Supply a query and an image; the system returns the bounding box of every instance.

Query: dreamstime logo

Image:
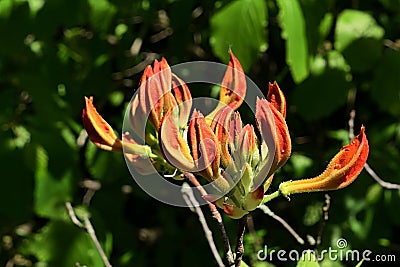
[122,60,276,207]
[257,238,397,263]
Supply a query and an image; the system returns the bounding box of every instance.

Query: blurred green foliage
[0,0,399,266]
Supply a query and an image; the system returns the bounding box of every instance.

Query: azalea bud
[158,108,196,172]
[210,106,234,168]
[188,110,221,182]
[219,50,247,110]
[237,125,259,169]
[83,96,153,158]
[207,50,247,119]
[256,96,291,178]
[138,58,174,130]
[267,81,286,118]
[171,74,192,126]
[83,96,123,152]
[280,126,369,196]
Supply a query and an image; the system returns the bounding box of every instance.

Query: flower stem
[261,190,281,204]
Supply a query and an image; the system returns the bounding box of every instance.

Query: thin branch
[81,179,101,206]
[258,205,305,245]
[181,183,224,267]
[65,202,112,267]
[316,194,331,247]
[246,215,262,255]
[65,202,84,228]
[184,172,234,266]
[363,163,400,189]
[348,109,400,190]
[83,215,112,267]
[234,215,247,267]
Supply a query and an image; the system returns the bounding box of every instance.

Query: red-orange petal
[268,102,291,175]
[267,81,286,118]
[158,109,195,172]
[219,50,246,110]
[280,126,369,195]
[188,110,220,181]
[82,96,122,152]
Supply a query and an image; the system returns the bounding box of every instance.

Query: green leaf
[277,0,309,83]
[293,51,351,120]
[210,0,268,71]
[334,10,384,72]
[299,0,331,55]
[19,220,105,266]
[289,153,313,177]
[366,183,382,204]
[0,0,13,19]
[33,145,73,219]
[319,257,345,267]
[371,50,400,116]
[319,13,334,40]
[296,250,319,267]
[335,10,384,51]
[303,202,323,226]
[26,0,45,16]
[88,0,117,32]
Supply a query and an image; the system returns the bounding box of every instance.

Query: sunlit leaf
[20,220,105,266]
[88,0,117,32]
[277,0,309,83]
[33,145,73,219]
[210,0,268,71]
[0,0,13,19]
[335,10,385,72]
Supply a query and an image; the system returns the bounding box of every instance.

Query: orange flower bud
[219,50,246,110]
[280,126,369,196]
[267,81,286,118]
[236,125,259,169]
[170,73,192,126]
[83,96,154,157]
[210,106,234,168]
[138,58,174,130]
[188,110,221,181]
[158,109,195,172]
[83,96,123,152]
[207,50,246,119]
[255,97,291,178]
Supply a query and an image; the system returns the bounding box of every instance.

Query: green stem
[261,190,281,204]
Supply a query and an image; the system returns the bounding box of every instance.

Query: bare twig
[181,183,224,267]
[83,215,112,267]
[65,202,112,267]
[234,215,247,267]
[363,163,400,189]
[246,215,262,254]
[81,179,101,206]
[112,53,158,80]
[65,202,84,228]
[316,194,331,247]
[184,172,234,266]
[258,205,305,245]
[348,109,400,190]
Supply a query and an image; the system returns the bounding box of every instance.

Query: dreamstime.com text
[257,238,396,263]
